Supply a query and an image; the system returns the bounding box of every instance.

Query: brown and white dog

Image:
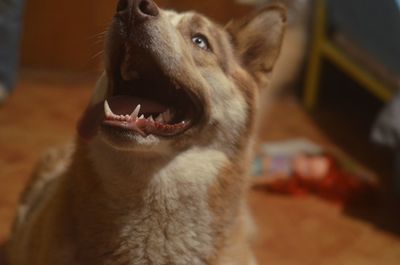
[7,0,286,264]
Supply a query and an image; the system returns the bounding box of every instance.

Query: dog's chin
[99,126,163,150]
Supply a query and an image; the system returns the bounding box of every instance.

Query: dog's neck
[85,138,229,204]
[67,138,247,265]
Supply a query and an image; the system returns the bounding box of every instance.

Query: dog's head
[78,0,286,155]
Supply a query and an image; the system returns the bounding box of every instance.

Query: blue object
[0,0,25,91]
[251,156,264,177]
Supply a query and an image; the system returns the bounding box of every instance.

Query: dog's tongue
[77,96,166,142]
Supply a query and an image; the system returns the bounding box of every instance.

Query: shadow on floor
[302,61,400,236]
[343,193,400,236]
[0,242,8,265]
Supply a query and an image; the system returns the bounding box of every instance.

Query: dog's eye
[192,34,211,51]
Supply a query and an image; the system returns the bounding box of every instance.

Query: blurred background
[1,0,400,264]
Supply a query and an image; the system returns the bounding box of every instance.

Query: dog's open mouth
[101,68,201,137]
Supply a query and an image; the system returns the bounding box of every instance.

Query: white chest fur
[85,141,229,265]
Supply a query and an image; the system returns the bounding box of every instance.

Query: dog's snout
[117,0,159,21]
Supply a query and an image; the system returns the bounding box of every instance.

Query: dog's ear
[226,5,287,86]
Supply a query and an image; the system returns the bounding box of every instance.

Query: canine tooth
[162,109,172,122]
[104,100,114,117]
[130,104,141,118]
[156,114,163,123]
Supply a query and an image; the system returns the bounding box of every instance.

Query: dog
[7,0,286,264]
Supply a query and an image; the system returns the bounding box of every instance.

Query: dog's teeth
[139,114,145,120]
[162,109,172,122]
[148,115,154,122]
[130,104,141,119]
[156,114,163,123]
[104,100,114,117]
[156,113,163,121]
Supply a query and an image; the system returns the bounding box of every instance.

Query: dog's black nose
[117,0,159,21]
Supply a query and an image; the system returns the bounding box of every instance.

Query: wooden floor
[1,73,400,264]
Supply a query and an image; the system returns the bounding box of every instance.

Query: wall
[20,0,251,73]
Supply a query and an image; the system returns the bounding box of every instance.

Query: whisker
[88,30,107,41]
[93,39,106,45]
[91,50,105,60]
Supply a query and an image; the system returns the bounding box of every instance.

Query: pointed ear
[226,5,287,86]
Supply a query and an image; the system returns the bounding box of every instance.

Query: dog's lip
[101,95,192,137]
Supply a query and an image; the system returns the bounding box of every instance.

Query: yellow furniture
[303,0,396,110]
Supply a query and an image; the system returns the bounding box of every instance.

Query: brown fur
[7,1,286,265]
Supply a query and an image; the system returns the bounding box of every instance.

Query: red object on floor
[264,155,377,205]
